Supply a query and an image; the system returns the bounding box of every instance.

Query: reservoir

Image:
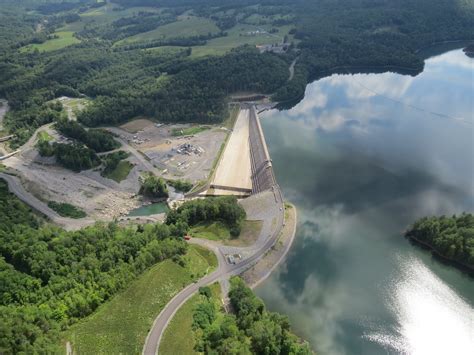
[257,48,474,354]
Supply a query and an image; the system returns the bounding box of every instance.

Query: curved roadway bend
[0,172,95,230]
[143,186,284,355]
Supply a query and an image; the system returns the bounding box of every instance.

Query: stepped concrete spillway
[207,105,275,197]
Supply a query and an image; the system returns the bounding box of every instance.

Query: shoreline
[406,234,474,275]
[242,202,298,289]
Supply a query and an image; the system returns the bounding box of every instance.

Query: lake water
[128,202,169,216]
[257,49,474,355]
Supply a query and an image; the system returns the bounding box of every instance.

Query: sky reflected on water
[257,49,474,355]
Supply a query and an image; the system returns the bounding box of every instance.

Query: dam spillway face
[207,106,276,197]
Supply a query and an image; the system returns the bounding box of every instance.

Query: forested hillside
[274,0,474,102]
[193,277,312,354]
[405,213,474,270]
[1,0,472,144]
[0,178,188,353]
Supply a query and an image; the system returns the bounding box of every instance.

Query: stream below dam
[256,48,474,354]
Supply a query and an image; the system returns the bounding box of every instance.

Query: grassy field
[47,201,86,219]
[37,131,52,142]
[81,3,161,23]
[118,16,220,45]
[191,23,289,57]
[159,282,222,355]
[63,245,217,354]
[60,4,162,33]
[171,125,210,137]
[145,46,188,55]
[191,220,262,246]
[242,13,295,26]
[59,97,90,118]
[224,220,263,247]
[21,31,80,52]
[190,221,230,241]
[103,160,134,183]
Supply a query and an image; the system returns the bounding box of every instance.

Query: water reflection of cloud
[326,73,415,101]
[272,48,473,136]
[427,49,474,71]
[259,48,474,355]
[286,85,329,118]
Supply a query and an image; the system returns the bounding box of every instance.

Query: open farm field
[81,3,161,23]
[191,23,290,57]
[57,4,163,35]
[20,31,80,52]
[117,16,220,45]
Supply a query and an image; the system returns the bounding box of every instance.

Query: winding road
[0,102,288,354]
[143,186,284,355]
[0,172,95,230]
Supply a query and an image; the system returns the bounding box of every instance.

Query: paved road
[0,172,95,230]
[143,185,284,355]
[288,58,297,81]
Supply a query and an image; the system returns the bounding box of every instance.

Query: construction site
[0,95,276,224]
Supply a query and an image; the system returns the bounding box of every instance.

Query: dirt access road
[0,172,95,230]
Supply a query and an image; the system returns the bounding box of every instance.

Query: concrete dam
[206,105,276,197]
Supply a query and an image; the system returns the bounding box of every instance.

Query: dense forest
[193,277,312,354]
[41,142,101,171]
[166,196,246,236]
[167,179,193,193]
[56,119,120,153]
[37,119,121,171]
[139,174,169,199]
[0,177,191,352]
[405,213,474,271]
[0,0,471,144]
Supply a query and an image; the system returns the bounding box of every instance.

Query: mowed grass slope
[64,245,217,354]
[190,220,263,246]
[190,221,230,241]
[118,16,220,45]
[159,283,222,355]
